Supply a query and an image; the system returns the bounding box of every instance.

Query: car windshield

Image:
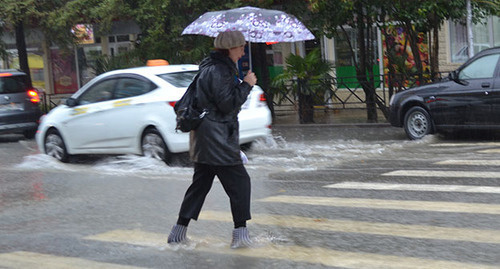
[0,75,27,94]
[157,71,197,87]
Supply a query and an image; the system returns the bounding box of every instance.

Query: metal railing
[268,72,448,114]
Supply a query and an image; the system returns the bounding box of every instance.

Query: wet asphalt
[0,125,499,268]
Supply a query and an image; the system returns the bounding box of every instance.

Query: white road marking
[258,195,500,214]
[382,170,500,178]
[86,229,499,269]
[430,142,500,147]
[0,251,144,269]
[435,160,500,166]
[478,148,500,154]
[200,211,500,244]
[324,181,500,194]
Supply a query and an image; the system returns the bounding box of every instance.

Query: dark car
[389,47,500,139]
[0,70,42,139]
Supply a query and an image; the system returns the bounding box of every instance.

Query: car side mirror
[448,70,469,86]
[448,70,458,81]
[66,97,79,107]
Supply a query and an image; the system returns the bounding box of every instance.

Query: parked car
[389,47,500,140]
[36,63,272,164]
[0,69,42,139]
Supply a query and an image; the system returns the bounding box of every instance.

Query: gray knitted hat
[214,31,246,49]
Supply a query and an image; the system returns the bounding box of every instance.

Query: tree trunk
[298,79,314,124]
[430,26,440,81]
[15,21,32,88]
[355,2,377,123]
[404,20,424,85]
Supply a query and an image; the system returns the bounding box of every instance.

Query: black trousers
[178,163,251,224]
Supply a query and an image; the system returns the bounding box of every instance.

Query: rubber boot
[230,227,252,249]
[167,224,187,243]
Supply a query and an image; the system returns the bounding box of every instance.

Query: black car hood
[397,78,453,97]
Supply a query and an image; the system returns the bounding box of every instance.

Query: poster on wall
[72,24,95,44]
[382,25,429,87]
[51,49,78,94]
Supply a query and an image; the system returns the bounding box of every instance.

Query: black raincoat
[189,51,252,165]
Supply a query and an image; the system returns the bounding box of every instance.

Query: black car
[0,70,42,139]
[389,47,500,139]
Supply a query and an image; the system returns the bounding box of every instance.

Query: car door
[62,78,117,150]
[429,53,500,127]
[459,53,500,125]
[98,75,156,150]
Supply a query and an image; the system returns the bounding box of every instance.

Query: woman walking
[168,30,257,249]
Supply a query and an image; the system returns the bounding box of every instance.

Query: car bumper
[0,122,38,134]
[388,106,402,127]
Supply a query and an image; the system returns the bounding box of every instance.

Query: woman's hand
[243,71,257,86]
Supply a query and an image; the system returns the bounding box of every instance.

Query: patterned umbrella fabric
[182,6,315,43]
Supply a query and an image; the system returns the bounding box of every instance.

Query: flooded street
[1,126,499,268]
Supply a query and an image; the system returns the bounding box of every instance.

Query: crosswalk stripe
[430,142,500,147]
[435,159,500,166]
[258,195,500,215]
[382,170,500,178]
[478,149,500,153]
[200,211,500,244]
[324,181,500,194]
[0,251,144,269]
[86,229,498,269]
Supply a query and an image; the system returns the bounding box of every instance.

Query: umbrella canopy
[182,6,315,43]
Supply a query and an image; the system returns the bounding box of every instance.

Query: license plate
[0,103,23,111]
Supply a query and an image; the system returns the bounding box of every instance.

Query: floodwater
[3,128,500,267]
[14,130,436,178]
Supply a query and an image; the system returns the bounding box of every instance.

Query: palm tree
[272,48,334,123]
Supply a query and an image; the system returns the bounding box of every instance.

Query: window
[78,79,116,104]
[116,35,130,42]
[114,77,153,98]
[157,71,198,87]
[459,54,500,79]
[449,17,499,63]
[0,76,27,94]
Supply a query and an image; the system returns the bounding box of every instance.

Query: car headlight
[389,94,396,107]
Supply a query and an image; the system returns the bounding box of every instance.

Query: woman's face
[228,45,246,63]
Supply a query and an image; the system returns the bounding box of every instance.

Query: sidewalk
[272,108,390,127]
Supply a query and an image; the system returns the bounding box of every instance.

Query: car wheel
[403,106,433,140]
[44,129,70,162]
[142,128,172,164]
[23,129,36,139]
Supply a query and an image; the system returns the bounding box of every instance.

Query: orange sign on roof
[147,59,169,66]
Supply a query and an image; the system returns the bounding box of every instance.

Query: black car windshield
[157,71,197,88]
[0,75,27,94]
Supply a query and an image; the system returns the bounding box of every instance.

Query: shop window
[335,27,380,88]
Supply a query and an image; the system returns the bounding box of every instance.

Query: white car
[36,64,272,164]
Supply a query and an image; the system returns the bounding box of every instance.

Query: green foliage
[92,50,144,75]
[272,48,333,104]
[128,0,245,64]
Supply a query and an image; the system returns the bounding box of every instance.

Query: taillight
[168,101,176,107]
[28,89,40,103]
[259,93,266,102]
